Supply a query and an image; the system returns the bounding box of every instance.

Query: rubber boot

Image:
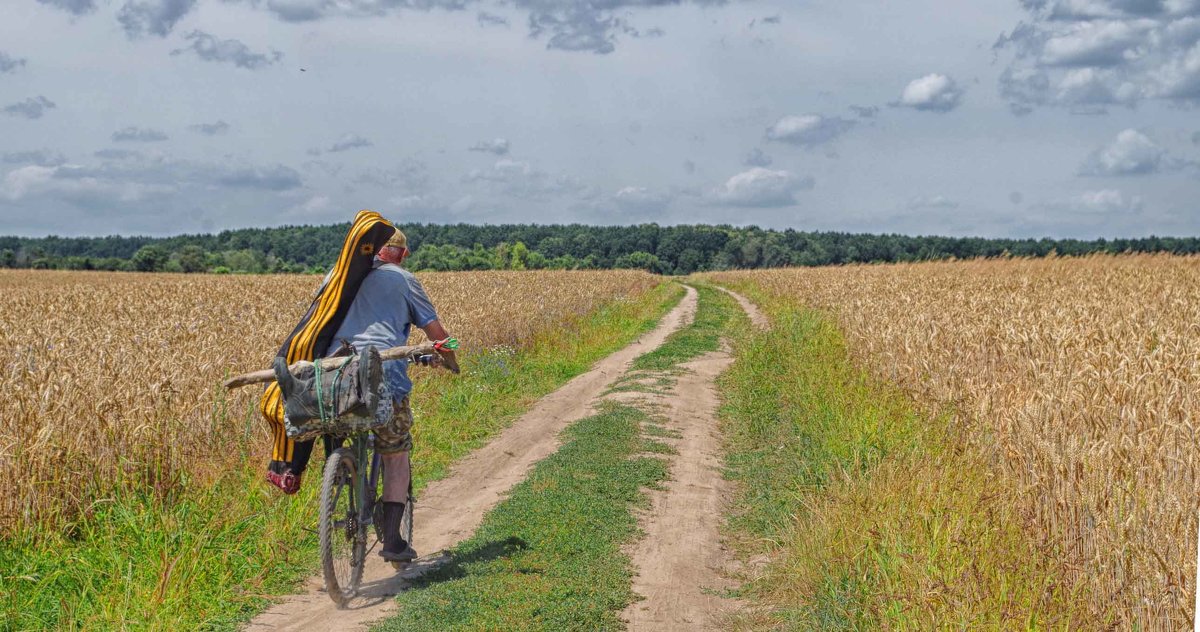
[379,502,417,563]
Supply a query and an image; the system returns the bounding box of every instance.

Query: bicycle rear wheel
[319,447,367,607]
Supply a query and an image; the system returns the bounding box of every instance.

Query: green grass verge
[711,282,1084,629]
[0,282,684,632]
[628,284,735,373]
[374,402,668,632]
[604,283,741,398]
[0,462,323,632]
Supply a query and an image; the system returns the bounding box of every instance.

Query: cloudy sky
[2,0,1199,238]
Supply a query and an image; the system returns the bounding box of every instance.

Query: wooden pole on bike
[223,341,440,390]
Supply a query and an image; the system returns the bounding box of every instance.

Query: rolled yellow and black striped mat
[260,209,396,480]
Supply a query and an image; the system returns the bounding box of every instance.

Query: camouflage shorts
[375,396,414,455]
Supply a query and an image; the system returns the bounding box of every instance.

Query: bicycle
[222,338,460,608]
[317,342,457,607]
[318,428,414,607]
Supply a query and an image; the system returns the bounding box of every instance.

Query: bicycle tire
[319,447,366,607]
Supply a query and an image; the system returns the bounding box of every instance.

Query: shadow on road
[347,537,530,609]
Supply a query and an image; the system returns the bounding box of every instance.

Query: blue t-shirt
[324,262,439,399]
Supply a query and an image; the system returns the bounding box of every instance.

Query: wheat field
[0,269,658,537]
[710,254,1200,627]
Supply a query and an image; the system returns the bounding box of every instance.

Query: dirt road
[618,350,740,630]
[618,286,764,630]
[715,285,769,329]
[244,286,698,632]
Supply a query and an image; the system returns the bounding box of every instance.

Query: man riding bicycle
[319,228,457,563]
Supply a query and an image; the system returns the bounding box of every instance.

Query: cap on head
[385,229,408,251]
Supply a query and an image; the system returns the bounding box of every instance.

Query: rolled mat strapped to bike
[259,210,397,487]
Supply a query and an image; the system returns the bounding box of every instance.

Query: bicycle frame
[353,433,384,534]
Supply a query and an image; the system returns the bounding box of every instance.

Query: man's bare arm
[421,319,459,373]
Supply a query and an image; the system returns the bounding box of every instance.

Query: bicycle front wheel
[319,447,367,607]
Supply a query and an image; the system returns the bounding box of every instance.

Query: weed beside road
[713,285,1087,628]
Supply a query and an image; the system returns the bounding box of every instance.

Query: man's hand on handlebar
[412,338,460,374]
[420,320,461,375]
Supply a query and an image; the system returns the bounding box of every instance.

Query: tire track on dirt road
[715,285,769,330]
[244,285,697,632]
[620,286,764,631]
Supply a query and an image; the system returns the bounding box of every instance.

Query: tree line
[2,223,1198,275]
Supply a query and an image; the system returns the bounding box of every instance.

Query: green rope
[313,355,353,424]
[313,358,326,423]
[330,357,350,420]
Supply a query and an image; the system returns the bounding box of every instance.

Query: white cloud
[387,193,475,220]
[1079,129,1167,175]
[486,158,531,177]
[289,194,333,217]
[1,156,302,205]
[613,186,670,213]
[1154,32,1200,98]
[391,194,437,210]
[998,4,1200,110]
[1039,19,1154,67]
[1056,67,1140,106]
[708,167,813,208]
[0,153,306,234]
[465,159,589,201]
[2,164,176,203]
[1073,188,1144,213]
[354,160,430,192]
[894,73,965,112]
[2,165,55,201]
[906,195,960,210]
[765,114,855,146]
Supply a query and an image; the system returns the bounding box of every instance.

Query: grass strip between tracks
[376,401,668,631]
[0,282,684,632]
[374,284,740,630]
[712,281,1083,629]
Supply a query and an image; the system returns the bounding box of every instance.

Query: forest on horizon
[3,222,1197,275]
